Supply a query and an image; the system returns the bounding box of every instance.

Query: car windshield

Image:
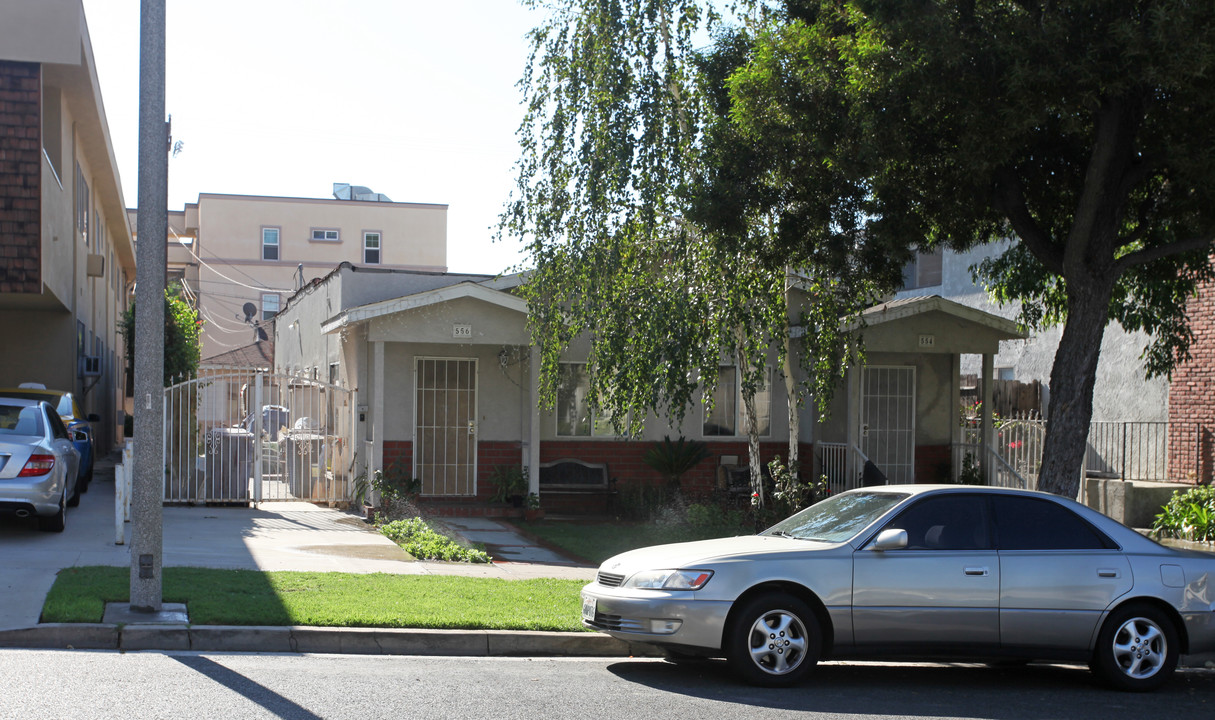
[0,403,44,436]
[761,491,910,543]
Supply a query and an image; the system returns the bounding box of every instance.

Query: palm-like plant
[644,436,711,492]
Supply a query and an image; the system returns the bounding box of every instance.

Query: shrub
[643,436,710,491]
[1152,486,1215,543]
[380,518,491,563]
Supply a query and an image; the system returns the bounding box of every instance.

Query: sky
[81,0,543,276]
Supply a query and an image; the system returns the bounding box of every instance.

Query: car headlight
[624,569,713,591]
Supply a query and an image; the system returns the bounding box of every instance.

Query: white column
[845,365,859,488]
[527,345,541,495]
[981,353,994,484]
[372,341,385,484]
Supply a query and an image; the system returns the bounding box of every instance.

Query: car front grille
[597,571,625,588]
[591,612,646,633]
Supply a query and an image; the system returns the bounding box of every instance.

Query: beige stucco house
[273,264,1024,514]
[132,186,448,361]
[0,0,135,453]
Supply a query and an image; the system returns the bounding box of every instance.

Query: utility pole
[131,0,167,612]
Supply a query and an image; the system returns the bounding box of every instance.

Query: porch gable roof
[321,281,527,334]
[845,295,1027,354]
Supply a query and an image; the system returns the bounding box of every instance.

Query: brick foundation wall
[915,444,952,483]
[0,60,41,294]
[1168,274,1215,484]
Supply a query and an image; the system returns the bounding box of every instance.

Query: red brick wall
[1168,274,1215,484]
[916,444,952,483]
[0,61,41,294]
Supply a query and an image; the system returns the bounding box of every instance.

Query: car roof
[0,397,46,408]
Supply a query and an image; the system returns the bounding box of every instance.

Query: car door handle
[1097,568,1121,578]
[964,567,989,576]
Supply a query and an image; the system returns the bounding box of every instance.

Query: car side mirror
[872,528,907,551]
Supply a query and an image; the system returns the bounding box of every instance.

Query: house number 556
[453,324,472,338]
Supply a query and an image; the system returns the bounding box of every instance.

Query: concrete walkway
[0,454,606,654]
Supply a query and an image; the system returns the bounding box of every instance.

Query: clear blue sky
[82,0,542,276]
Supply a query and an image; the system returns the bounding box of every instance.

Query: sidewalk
[0,453,637,656]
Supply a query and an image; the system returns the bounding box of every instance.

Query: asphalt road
[2,650,1210,720]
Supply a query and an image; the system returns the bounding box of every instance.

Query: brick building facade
[1168,275,1215,484]
[0,61,41,294]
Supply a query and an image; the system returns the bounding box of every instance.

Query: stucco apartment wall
[1167,277,1215,483]
[0,61,41,294]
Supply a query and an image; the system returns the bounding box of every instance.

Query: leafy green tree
[505,0,877,505]
[702,0,1215,498]
[121,283,201,386]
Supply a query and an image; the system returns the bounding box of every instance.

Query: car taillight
[18,454,55,477]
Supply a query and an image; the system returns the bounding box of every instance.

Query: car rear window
[0,403,44,436]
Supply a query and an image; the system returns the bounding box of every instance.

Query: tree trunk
[1036,280,1115,498]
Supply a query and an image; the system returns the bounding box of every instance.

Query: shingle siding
[0,60,41,294]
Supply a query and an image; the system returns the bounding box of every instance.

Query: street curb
[0,623,1208,669]
[0,624,664,658]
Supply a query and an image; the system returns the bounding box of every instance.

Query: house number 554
[453,324,472,338]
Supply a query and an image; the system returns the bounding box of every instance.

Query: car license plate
[581,596,597,622]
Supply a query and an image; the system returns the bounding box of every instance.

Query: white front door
[414,358,478,496]
[860,366,916,484]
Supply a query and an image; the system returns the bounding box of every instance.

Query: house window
[703,366,772,437]
[311,228,340,242]
[901,248,942,290]
[262,227,280,261]
[76,164,90,246]
[262,293,280,321]
[556,363,619,437]
[363,232,381,264]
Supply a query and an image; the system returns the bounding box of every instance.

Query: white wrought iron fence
[163,371,354,504]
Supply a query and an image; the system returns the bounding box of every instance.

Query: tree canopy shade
[505,0,1215,500]
[121,285,201,386]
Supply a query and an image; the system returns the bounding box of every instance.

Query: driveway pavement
[0,453,614,655]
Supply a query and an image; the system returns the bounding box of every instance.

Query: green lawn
[517,519,751,565]
[43,566,588,631]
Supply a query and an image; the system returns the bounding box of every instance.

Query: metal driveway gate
[164,371,354,504]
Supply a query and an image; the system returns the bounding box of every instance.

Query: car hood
[598,534,834,575]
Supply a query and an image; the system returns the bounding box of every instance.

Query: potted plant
[524,492,545,522]
[643,436,710,493]
[489,464,528,506]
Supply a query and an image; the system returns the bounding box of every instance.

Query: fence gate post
[253,371,264,504]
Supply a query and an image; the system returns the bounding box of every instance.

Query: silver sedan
[0,398,82,532]
[581,485,1215,691]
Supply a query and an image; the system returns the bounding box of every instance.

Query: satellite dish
[242,302,257,323]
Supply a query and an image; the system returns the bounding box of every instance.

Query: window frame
[901,248,943,290]
[261,293,281,322]
[310,228,340,243]
[702,365,773,438]
[262,226,281,261]
[555,362,625,438]
[363,231,381,264]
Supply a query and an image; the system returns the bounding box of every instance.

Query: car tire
[726,592,821,687]
[1090,603,1179,692]
[38,487,67,533]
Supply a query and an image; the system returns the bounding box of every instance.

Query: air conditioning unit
[80,355,101,377]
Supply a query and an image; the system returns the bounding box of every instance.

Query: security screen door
[860,366,916,484]
[415,358,477,496]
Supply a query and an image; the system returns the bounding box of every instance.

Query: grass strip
[517,520,746,565]
[43,566,588,631]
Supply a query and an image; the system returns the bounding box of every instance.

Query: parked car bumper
[581,584,731,650]
[0,475,63,516]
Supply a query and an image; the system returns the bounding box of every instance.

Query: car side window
[884,495,991,550]
[992,495,1115,550]
[46,407,70,440]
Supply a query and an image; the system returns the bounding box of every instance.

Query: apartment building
[0,0,135,453]
[132,185,447,360]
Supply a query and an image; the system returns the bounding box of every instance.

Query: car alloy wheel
[727,592,821,687]
[1092,603,1179,691]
